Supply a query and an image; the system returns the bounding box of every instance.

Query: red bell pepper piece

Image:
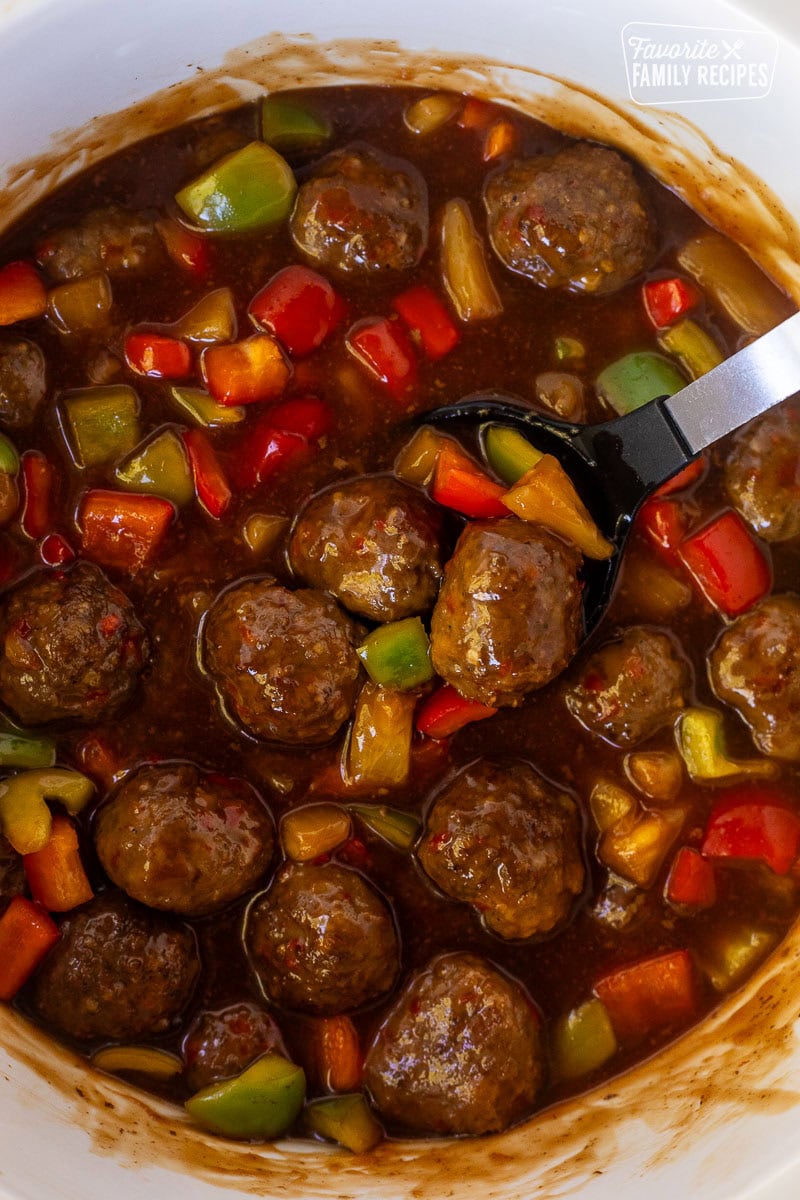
[74,732,120,791]
[182,429,232,519]
[79,488,174,571]
[155,218,212,281]
[701,785,800,875]
[594,949,697,1044]
[643,277,699,328]
[416,684,498,739]
[125,332,192,379]
[392,285,460,361]
[0,896,60,1000]
[265,395,332,441]
[635,497,688,566]
[23,814,94,913]
[653,456,707,497]
[0,261,47,326]
[458,97,494,129]
[202,334,291,406]
[20,451,55,540]
[249,265,347,357]
[346,317,418,401]
[235,423,310,490]
[678,509,771,617]
[39,532,75,567]
[431,441,508,518]
[665,846,717,909]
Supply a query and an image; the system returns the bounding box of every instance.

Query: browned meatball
[565,626,690,746]
[0,336,46,430]
[32,892,199,1042]
[203,579,363,745]
[364,952,543,1136]
[430,518,582,706]
[182,1002,286,1092]
[290,144,428,274]
[35,205,164,281]
[418,759,584,939]
[724,397,800,542]
[246,863,399,1014]
[0,562,149,726]
[94,763,274,916]
[289,476,444,622]
[484,143,654,294]
[709,595,800,760]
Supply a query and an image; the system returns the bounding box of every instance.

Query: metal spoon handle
[663,310,800,455]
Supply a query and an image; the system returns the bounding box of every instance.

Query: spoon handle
[663,310,800,455]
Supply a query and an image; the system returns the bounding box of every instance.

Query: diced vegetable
[404,93,460,135]
[155,218,212,281]
[172,288,237,344]
[594,949,697,1043]
[125,332,191,379]
[676,707,778,784]
[169,384,245,428]
[346,683,416,788]
[701,926,777,992]
[619,555,692,620]
[357,618,433,691]
[652,456,707,498]
[534,372,586,423]
[242,512,289,554]
[265,395,332,441]
[701,786,800,875]
[431,441,508,518]
[599,802,686,889]
[306,1016,363,1092]
[642,277,699,328]
[305,1094,383,1154]
[92,1045,183,1079]
[0,433,19,476]
[185,1052,305,1139]
[23,814,93,912]
[596,351,685,415]
[482,425,543,485]
[73,733,120,791]
[346,317,418,401]
[115,427,195,507]
[20,451,54,540]
[635,497,688,567]
[235,422,309,490]
[62,385,141,468]
[503,455,614,560]
[415,684,497,740]
[552,999,617,1080]
[458,97,494,129]
[624,750,683,803]
[39,533,75,567]
[202,334,291,406]
[0,767,94,856]
[678,509,771,617]
[176,142,297,234]
[589,780,637,834]
[658,318,723,380]
[249,265,346,357]
[0,261,47,325]
[0,896,59,1001]
[483,119,516,162]
[392,285,460,360]
[665,846,716,910]
[47,273,112,334]
[393,427,449,487]
[677,233,792,336]
[281,804,351,862]
[0,724,55,769]
[183,428,232,519]
[440,198,502,322]
[349,804,420,852]
[79,488,174,571]
[554,335,585,364]
[261,96,330,151]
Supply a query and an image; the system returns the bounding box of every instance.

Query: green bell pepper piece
[0,723,56,769]
[305,1094,383,1154]
[357,617,433,691]
[349,804,420,852]
[62,386,141,468]
[115,427,194,507]
[168,385,245,428]
[175,142,297,234]
[596,351,686,416]
[676,707,777,783]
[702,926,777,993]
[483,425,543,486]
[552,998,617,1080]
[0,768,94,855]
[261,96,330,151]
[0,433,20,476]
[658,318,724,380]
[185,1053,305,1140]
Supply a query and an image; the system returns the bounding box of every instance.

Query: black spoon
[422,310,800,635]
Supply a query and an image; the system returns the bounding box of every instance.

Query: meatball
[32,892,199,1042]
[0,336,46,430]
[290,144,428,274]
[418,759,584,939]
[36,205,164,282]
[94,763,274,916]
[724,397,800,542]
[430,518,582,706]
[246,862,399,1014]
[0,562,149,726]
[203,580,363,745]
[289,476,444,622]
[364,952,543,1136]
[709,595,800,761]
[484,143,654,294]
[183,1002,286,1093]
[565,626,690,746]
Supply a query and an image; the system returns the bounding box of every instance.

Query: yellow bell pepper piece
[0,768,94,855]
